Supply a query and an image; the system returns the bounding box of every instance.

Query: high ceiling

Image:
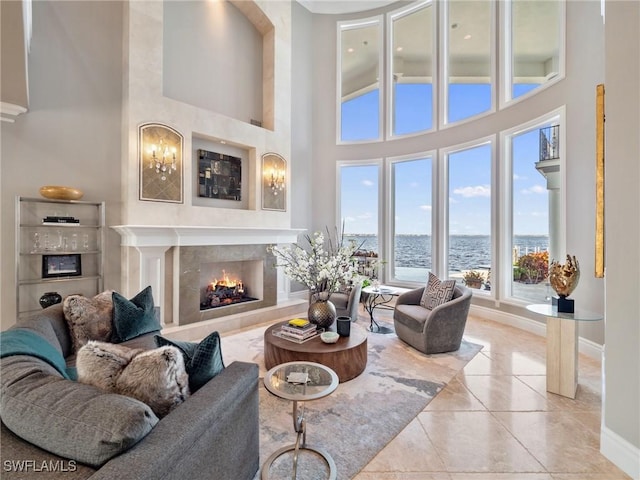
[296,1,561,99]
[296,0,398,15]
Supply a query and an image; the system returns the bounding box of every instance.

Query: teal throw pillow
[154,331,225,392]
[112,286,161,343]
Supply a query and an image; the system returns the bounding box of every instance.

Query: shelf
[18,275,102,286]
[18,196,99,206]
[20,223,101,228]
[21,250,101,256]
[18,308,50,320]
[16,196,105,317]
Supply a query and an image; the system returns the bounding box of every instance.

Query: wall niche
[192,134,251,210]
[162,0,274,129]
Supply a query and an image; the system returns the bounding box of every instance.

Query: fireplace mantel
[112,225,305,327]
[111,225,305,247]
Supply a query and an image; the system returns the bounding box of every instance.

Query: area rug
[221,317,482,480]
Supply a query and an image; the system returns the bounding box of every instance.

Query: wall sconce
[261,152,286,212]
[139,123,184,204]
[148,139,177,181]
[268,164,285,195]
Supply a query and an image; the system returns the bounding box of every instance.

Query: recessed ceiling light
[464,34,472,40]
[220,140,226,144]
[396,46,403,52]
[347,47,355,53]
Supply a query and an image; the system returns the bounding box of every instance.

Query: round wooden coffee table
[264,321,367,382]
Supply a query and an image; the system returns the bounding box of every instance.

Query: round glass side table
[262,361,339,480]
[361,285,402,333]
[527,304,603,399]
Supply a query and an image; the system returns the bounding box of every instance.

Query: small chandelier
[149,139,177,181]
[269,164,285,195]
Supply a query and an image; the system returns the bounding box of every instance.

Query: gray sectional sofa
[0,304,260,480]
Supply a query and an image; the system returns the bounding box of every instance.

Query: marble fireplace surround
[182,245,270,325]
[112,225,304,332]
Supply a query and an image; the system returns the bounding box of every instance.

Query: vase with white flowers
[268,228,360,329]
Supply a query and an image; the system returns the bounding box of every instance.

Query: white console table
[527,304,603,399]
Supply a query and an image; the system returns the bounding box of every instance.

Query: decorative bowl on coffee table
[320,331,339,344]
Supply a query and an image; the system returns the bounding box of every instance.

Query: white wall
[163,0,263,126]
[121,1,291,231]
[308,1,606,345]
[601,1,640,477]
[291,1,314,233]
[0,1,124,329]
[0,0,293,325]
[289,1,315,294]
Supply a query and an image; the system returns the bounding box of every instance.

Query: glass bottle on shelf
[71,233,78,251]
[83,234,90,251]
[32,232,41,253]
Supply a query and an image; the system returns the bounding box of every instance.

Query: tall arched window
[389,2,434,137]
[338,17,383,143]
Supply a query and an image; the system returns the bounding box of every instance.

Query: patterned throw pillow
[155,331,225,392]
[111,286,161,343]
[63,291,114,352]
[420,272,456,310]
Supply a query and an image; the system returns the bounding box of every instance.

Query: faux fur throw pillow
[76,341,141,392]
[63,291,114,352]
[77,341,190,418]
[116,347,190,418]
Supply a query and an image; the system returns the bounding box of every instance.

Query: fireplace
[111,225,305,329]
[200,261,262,310]
[178,244,277,325]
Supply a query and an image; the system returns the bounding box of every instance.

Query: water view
[346,234,548,271]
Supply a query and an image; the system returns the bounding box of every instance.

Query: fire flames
[201,269,255,310]
[209,270,244,292]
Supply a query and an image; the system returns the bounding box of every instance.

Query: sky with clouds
[340,87,549,236]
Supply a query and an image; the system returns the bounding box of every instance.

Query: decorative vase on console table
[39,292,62,309]
[549,254,580,313]
[308,291,337,330]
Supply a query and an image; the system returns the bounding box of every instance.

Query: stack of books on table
[275,319,319,343]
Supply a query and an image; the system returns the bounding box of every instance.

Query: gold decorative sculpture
[550,255,580,297]
[549,255,580,312]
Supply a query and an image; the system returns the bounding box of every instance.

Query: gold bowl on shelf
[39,186,84,201]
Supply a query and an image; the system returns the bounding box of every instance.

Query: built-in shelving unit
[16,196,105,319]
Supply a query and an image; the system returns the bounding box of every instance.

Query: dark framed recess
[197,149,242,201]
[42,254,82,279]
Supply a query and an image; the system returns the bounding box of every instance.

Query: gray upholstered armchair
[330,282,362,321]
[393,285,472,354]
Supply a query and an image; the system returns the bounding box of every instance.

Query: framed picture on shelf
[42,254,82,279]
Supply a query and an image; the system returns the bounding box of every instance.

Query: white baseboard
[601,425,640,480]
[470,304,603,360]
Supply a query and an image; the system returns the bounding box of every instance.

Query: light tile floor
[353,308,631,480]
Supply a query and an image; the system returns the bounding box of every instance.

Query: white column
[277,268,289,303]
[136,246,171,325]
[535,159,561,261]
